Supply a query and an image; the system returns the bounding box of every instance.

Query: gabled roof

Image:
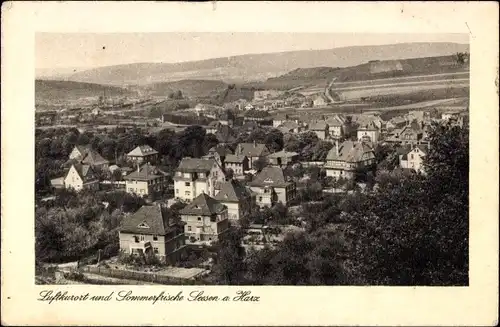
[127,145,159,157]
[207,121,221,128]
[267,150,299,158]
[325,115,344,127]
[249,166,290,188]
[326,141,375,163]
[176,157,217,173]
[120,205,175,235]
[67,163,98,183]
[235,143,269,157]
[308,120,328,131]
[124,163,168,181]
[179,193,226,216]
[209,145,233,157]
[225,154,247,163]
[215,180,252,202]
[72,145,109,166]
[314,94,330,102]
[278,120,300,130]
[357,121,379,131]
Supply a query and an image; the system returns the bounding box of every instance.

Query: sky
[35,32,469,70]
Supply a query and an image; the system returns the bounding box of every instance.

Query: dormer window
[263,178,273,183]
[137,221,150,229]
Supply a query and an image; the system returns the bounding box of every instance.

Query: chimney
[335,140,339,156]
[253,140,256,147]
[137,163,140,172]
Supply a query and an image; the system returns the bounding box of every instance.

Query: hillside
[35,80,134,105]
[143,80,228,98]
[55,42,469,86]
[258,54,469,91]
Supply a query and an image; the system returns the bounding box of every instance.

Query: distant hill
[144,79,228,98]
[255,54,470,91]
[35,80,133,105]
[54,42,469,85]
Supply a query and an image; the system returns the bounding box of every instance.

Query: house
[324,141,376,179]
[386,116,407,130]
[387,124,424,145]
[235,142,271,168]
[119,204,185,263]
[123,163,170,199]
[68,145,109,170]
[313,94,330,107]
[325,115,345,139]
[267,150,299,167]
[126,145,159,164]
[277,120,303,134]
[441,111,462,122]
[399,145,428,173]
[218,110,235,127]
[224,154,249,176]
[308,120,329,140]
[273,114,290,128]
[249,166,297,207]
[244,103,255,111]
[357,122,380,143]
[215,125,237,145]
[241,120,259,132]
[64,163,99,191]
[173,157,225,201]
[206,121,221,134]
[214,179,254,221]
[179,193,229,244]
[205,145,233,168]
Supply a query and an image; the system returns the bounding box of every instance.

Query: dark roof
[249,166,290,188]
[308,120,328,130]
[278,120,300,130]
[120,205,174,235]
[176,157,217,173]
[124,163,168,181]
[215,180,252,202]
[209,145,233,157]
[68,163,97,182]
[179,193,226,216]
[235,143,269,157]
[72,145,109,166]
[215,125,237,143]
[326,141,375,163]
[225,154,247,163]
[267,150,299,159]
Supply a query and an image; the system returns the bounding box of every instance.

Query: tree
[252,156,269,171]
[343,123,469,285]
[264,129,284,152]
[212,228,246,284]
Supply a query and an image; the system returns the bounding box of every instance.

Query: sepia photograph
[2,2,498,326]
[35,32,470,286]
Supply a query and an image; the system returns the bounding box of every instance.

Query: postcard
[1,1,498,326]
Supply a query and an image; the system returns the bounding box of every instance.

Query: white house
[173,157,225,202]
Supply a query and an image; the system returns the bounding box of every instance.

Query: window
[175,189,179,194]
[197,217,202,221]
[185,182,191,186]
[188,226,192,231]
[410,154,414,160]
[185,191,191,196]
[210,215,217,222]
[259,196,263,201]
[134,236,139,243]
[153,247,159,254]
[140,235,145,241]
[153,235,158,241]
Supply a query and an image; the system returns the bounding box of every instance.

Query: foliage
[252,156,269,171]
[211,228,247,284]
[343,123,469,285]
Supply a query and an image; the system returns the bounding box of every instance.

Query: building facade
[126,145,159,164]
[249,166,297,207]
[64,164,99,191]
[119,204,185,263]
[214,180,254,221]
[179,193,229,244]
[123,163,170,199]
[325,141,376,179]
[174,158,225,201]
